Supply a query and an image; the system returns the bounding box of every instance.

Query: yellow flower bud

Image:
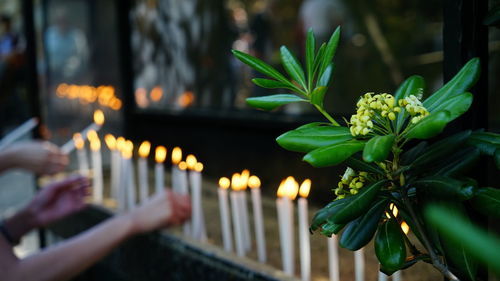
[388,112,396,120]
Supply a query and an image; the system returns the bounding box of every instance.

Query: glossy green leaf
[413,176,476,201]
[305,29,315,87]
[394,75,425,101]
[313,43,326,74]
[381,255,431,275]
[363,134,395,163]
[310,198,353,231]
[425,205,484,279]
[320,221,345,237]
[412,131,470,167]
[303,140,365,168]
[280,46,306,89]
[317,64,334,87]
[319,27,340,77]
[344,154,385,175]
[431,92,473,121]
[339,199,387,250]
[251,78,293,89]
[404,111,450,140]
[276,123,352,153]
[470,187,500,218]
[467,131,500,156]
[375,218,406,272]
[310,86,328,107]
[400,141,428,166]
[232,49,291,85]
[246,94,306,111]
[329,180,388,224]
[434,147,480,176]
[423,58,480,112]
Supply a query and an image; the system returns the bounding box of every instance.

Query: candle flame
[248,175,261,189]
[219,177,230,189]
[155,146,167,163]
[194,162,203,172]
[240,169,250,190]
[138,141,151,158]
[172,146,182,165]
[87,129,98,142]
[90,137,101,151]
[93,109,105,125]
[401,221,410,235]
[299,179,312,198]
[122,140,133,159]
[186,154,197,170]
[231,173,241,191]
[104,134,116,150]
[178,161,187,170]
[73,133,85,150]
[390,203,399,217]
[277,179,286,198]
[279,176,299,200]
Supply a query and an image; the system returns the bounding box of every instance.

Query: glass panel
[130,0,444,117]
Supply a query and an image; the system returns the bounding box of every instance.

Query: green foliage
[233,27,499,280]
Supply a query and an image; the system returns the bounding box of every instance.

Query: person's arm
[0,190,190,281]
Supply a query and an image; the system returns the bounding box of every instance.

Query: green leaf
[375,218,406,272]
[345,154,385,175]
[394,75,425,102]
[251,78,293,89]
[313,43,326,74]
[310,198,353,231]
[246,94,306,111]
[303,140,365,168]
[319,26,340,78]
[425,205,482,280]
[339,199,387,250]
[411,130,470,167]
[305,29,315,88]
[423,58,480,112]
[310,86,328,107]
[404,111,451,140]
[400,141,428,166]
[381,255,431,275]
[232,49,291,85]
[470,187,500,218]
[413,176,477,201]
[363,134,395,163]
[317,63,334,87]
[431,92,473,121]
[329,180,388,224]
[320,221,345,237]
[276,123,352,153]
[495,149,500,169]
[280,46,306,89]
[433,147,480,177]
[467,131,500,156]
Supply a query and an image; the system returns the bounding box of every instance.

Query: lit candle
[249,175,266,263]
[328,236,340,281]
[377,266,388,281]
[0,117,38,151]
[116,137,126,211]
[239,169,252,252]
[277,176,298,276]
[298,179,311,281]
[73,133,89,175]
[104,134,119,201]
[138,141,151,203]
[187,154,205,241]
[88,130,103,203]
[154,146,167,194]
[171,147,182,192]
[195,162,207,242]
[230,173,245,257]
[218,177,233,252]
[124,140,137,209]
[354,248,365,281]
[61,109,105,153]
[178,161,191,236]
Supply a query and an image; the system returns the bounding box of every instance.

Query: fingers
[166,191,191,226]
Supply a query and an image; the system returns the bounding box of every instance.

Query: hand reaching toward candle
[0,141,69,175]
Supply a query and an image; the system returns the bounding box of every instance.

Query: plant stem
[401,192,461,281]
[314,104,340,126]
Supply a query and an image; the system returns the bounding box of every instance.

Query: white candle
[171,147,182,193]
[0,117,38,151]
[217,177,233,252]
[239,169,251,252]
[61,110,105,153]
[249,175,266,263]
[393,271,402,281]
[328,236,340,281]
[88,130,103,204]
[154,146,167,194]
[124,140,136,208]
[104,134,120,201]
[298,179,312,281]
[277,176,299,276]
[355,248,365,281]
[178,161,191,236]
[73,133,89,175]
[116,137,126,211]
[138,141,151,203]
[187,155,206,242]
[378,270,388,281]
[230,186,245,257]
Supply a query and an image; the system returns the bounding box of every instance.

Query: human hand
[27,175,90,228]
[7,141,69,175]
[126,190,191,235]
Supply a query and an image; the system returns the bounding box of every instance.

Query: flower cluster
[334,167,369,199]
[398,94,429,124]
